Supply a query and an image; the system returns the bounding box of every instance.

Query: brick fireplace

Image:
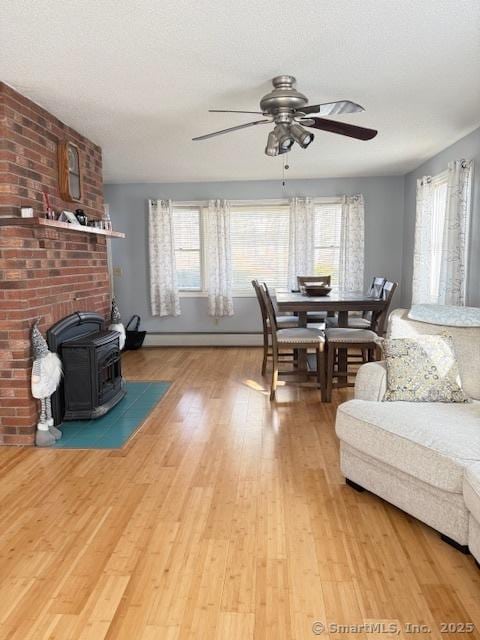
[0,83,112,445]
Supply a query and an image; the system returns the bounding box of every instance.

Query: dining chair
[252,280,299,375]
[260,282,326,401]
[324,281,398,400]
[296,275,332,323]
[368,276,387,298]
[297,275,332,288]
[257,280,292,324]
[373,280,398,336]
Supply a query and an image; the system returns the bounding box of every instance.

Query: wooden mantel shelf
[0,217,126,238]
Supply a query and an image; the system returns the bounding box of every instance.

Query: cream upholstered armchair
[335,308,480,557]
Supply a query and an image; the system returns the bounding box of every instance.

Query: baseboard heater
[144,332,263,347]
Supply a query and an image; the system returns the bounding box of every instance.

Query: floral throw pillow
[383,335,468,402]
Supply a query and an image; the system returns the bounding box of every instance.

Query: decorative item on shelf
[58,140,82,202]
[108,297,126,350]
[58,210,80,224]
[75,209,88,227]
[42,191,55,220]
[20,206,34,218]
[31,320,63,447]
[102,204,112,231]
[74,208,88,225]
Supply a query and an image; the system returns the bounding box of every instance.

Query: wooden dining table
[275,288,385,387]
[275,289,385,328]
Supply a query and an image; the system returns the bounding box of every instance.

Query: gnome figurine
[108,297,126,350]
[31,321,63,446]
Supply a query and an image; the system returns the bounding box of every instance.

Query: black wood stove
[47,312,126,424]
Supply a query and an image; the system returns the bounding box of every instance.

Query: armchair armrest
[354,361,387,401]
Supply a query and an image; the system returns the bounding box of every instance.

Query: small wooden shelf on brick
[0,217,126,239]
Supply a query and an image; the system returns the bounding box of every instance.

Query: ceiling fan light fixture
[274,124,294,151]
[290,123,314,148]
[265,130,280,156]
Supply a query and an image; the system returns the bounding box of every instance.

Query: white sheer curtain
[339,194,365,291]
[412,178,435,304]
[287,197,315,289]
[206,200,234,317]
[148,199,181,317]
[439,160,473,305]
[412,160,472,305]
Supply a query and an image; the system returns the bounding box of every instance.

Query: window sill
[179,291,256,298]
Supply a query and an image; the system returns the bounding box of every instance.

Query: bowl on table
[302,282,332,297]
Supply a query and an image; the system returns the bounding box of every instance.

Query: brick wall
[0,85,111,445]
[0,82,104,219]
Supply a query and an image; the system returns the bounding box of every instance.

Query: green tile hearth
[53,381,171,449]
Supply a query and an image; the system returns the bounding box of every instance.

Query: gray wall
[105,177,404,334]
[402,127,480,307]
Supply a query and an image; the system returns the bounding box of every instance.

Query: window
[428,177,448,300]
[412,172,450,304]
[172,206,202,290]
[170,198,344,294]
[412,160,473,306]
[313,202,342,284]
[230,203,290,293]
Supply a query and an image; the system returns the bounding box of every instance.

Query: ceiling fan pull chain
[282,154,289,192]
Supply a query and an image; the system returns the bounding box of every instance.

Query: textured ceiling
[1,0,480,183]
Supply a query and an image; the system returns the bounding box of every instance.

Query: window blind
[313,203,342,285]
[172,206,202,290]
[230,203,290,292]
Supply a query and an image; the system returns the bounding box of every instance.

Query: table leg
[338,311,348,327]
[337,311,348,383]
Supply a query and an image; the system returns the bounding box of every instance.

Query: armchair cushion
[336,399,480,493]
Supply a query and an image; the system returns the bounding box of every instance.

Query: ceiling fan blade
[301,100,365,116]
[302,117,377,141]
[209,109,264,114]
[192,119,270,141]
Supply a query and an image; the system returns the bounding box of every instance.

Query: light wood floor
[0,347,479,640]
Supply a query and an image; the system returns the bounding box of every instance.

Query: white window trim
[172,196,343,297]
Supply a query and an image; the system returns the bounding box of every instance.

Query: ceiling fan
[192,75,378,156]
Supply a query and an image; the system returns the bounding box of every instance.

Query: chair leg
[270,347,279,401]
[317,348,327,402]
[261,331,269,376]
[326,344,335,402]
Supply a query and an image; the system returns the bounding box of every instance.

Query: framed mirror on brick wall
[58,141,82,202]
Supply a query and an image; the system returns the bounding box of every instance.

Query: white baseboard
[143,333,263,347]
